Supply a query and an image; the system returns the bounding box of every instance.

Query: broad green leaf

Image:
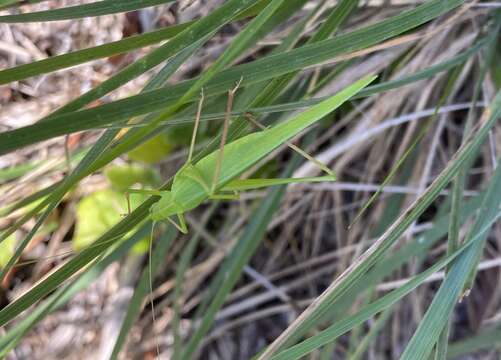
[126,132,173,164]
[73,189,131,250]
[104,164,160,191]
[0,233,16,268]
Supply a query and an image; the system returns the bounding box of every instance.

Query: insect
[127,74,376,233]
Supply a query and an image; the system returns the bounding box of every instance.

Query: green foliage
[73,189,146,251]
[0,0,499,358]
[74,164,158,251]
[105,164,160,190]
[126,133,174,164]
[0,233,16,269]
[0,0,174,22]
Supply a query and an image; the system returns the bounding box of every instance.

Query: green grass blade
[0,38,486,224]
[400,158,501,360]
[181,152,303,360]
[257,88,501,359]
[447,326,501,358]
[0,0,469,155]
[461,22,499,291]
[310,0,358,42]
[0,21,190,85]
[0,0,174,22]
[0,198,151,327]
[171,232,204,359]
[270,212,501,360]
[0,1,271,84]
[0,130,118,282]
[0,225,148,356]
[108,225,177,360]
[350,308,393,360]
[0,0,48,10]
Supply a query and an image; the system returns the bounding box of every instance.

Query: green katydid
[127,74,376,233]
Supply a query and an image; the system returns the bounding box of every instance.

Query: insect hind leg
[164,214,188,234]
[210,79,242,195]
[243,112,335,179]
[209,191,240,200]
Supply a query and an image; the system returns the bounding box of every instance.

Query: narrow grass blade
[0,198,152,327]
[0,1,270,84]
[270,212,501,360]
[108,225,177,360]
[310,0,358,42]
[0,224,149,356]
[0,0,468,155]
[350,308,393,360]
[0,21,190,85]
[400,158,501,360]
[181,152,303,360]
[447,326,501,358]
[0,130,118,282]
[0,0,174,22]
[257,89,501,359]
